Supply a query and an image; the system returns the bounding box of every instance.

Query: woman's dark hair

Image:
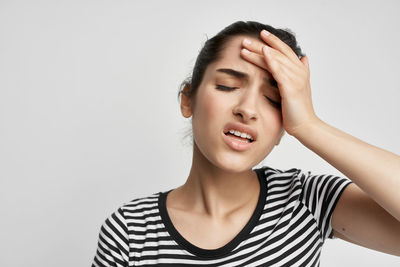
[177,20,305,105]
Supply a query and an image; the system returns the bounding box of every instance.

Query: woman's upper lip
[223,122,258,141]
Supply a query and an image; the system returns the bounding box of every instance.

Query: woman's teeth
[228,129,253,142]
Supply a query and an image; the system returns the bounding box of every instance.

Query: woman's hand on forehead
[239,30,317,137]
[240,33,300,72]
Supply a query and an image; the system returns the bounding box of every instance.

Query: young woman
[91,21,400,266]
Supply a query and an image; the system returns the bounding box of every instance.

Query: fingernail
[242,48,250,54]
[262,30,270,37]
[243,38,251,45]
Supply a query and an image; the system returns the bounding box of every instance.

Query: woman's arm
[292,118,400,256]
[293,118,400,222]
[92,207,130,267]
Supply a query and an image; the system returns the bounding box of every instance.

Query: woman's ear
[180,84,193,118]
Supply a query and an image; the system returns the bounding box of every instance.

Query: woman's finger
[241,44,297,77]
[240,48,269,70]
[241,37,298,73]
[260,30,301,64]
[241,38,265,55]
[300,55,310,69]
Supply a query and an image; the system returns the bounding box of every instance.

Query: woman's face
[182,35,284,173]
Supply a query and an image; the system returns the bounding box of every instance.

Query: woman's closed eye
[216,84,238,91]
[215,84,281,108]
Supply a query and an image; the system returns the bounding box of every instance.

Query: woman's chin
[212,153,258,173]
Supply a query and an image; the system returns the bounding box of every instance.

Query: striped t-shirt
[91,166,352,267]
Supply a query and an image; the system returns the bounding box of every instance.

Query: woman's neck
[171,143,260,220]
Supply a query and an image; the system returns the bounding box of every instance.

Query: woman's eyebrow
[216,68,277,88]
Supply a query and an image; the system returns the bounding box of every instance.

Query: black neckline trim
[158,167,267,259]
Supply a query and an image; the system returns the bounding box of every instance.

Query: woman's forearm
[293,117,400,221]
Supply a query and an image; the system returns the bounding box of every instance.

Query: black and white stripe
[92,166,352,267]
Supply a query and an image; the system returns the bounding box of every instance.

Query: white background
[1,0,399,266]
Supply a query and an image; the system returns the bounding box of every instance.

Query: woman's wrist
[288,115,324,141]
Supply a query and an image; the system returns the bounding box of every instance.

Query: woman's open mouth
[224,131,254,143]
[222,131,255,151]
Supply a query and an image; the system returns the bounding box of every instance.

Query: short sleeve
[91,207,129,267]
[299,171,353,242]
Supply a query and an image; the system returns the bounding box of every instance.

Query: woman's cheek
[259,105,284,141]
[192,88,222,136]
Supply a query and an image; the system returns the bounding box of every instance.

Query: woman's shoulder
[256,165,351,184]
[255,165,303,179]
[98,191,162,235]
[118,191,162,215]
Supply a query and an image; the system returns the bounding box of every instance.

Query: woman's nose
[232,89,258,122]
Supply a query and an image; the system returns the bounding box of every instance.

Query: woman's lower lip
[222,132,254,151]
